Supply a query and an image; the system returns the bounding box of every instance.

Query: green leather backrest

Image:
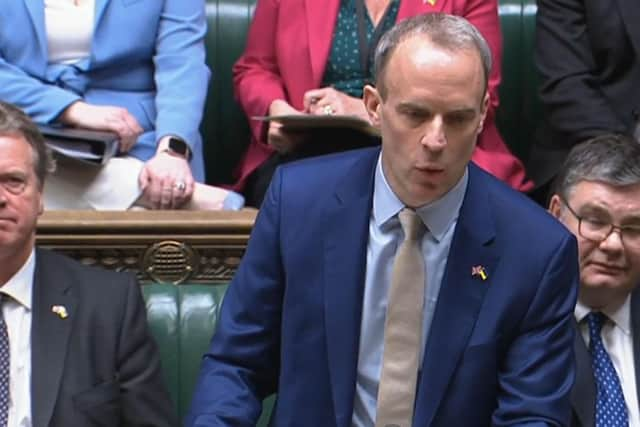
[142,283,274,425]
[202,0,255,185]
[495,0,540,163]
[200,0,540,185]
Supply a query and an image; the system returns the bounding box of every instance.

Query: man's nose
[420,117,446,149]
[599,227,625,252]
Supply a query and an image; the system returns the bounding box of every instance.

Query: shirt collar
[372,154,468,241]
[575,294,631,335]
[1,249,35,311]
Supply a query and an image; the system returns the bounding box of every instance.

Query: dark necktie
[587,312,629,427]
[0,295,9,427]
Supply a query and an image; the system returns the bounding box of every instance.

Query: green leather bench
[201,0,541,185]
[142,283,275,426]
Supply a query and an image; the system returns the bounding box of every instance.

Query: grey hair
[552,134,640,199]
[0,101,55,188]
[373,13,492,98]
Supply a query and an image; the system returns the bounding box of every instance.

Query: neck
[579,287,629,312]
[364,0,391,26]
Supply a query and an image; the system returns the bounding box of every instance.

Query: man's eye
[583,217,609,228]
[623,226,640,239]
[446,114,472,126]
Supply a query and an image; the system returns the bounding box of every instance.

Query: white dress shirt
[45,0,95,64]
[1,250,35,427]
[351,155,468,427]
[575,296,640,427]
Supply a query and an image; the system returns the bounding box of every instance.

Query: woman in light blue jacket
[0,0,232,209]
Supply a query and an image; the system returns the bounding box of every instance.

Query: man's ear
[363,85,382,127]
[477,91,490,134]
[548,194,563,219]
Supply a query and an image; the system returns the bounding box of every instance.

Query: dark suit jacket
[30,249,178,427]
[529,0,640,186]
[187,147,579,426]
[570,291,640,427]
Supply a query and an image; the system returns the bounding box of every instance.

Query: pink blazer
[231,0,533,192]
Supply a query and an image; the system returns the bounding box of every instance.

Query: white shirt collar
[372,154,468,242]
[575,294,631,336]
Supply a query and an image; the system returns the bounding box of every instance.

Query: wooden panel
[36,209,258,284]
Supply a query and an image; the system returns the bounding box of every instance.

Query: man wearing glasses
[548,134,640,427]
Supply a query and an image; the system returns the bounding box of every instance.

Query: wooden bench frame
[36,209,257,284]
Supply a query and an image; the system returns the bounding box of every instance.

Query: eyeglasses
[560,197,640,247]
[0,175,28,195]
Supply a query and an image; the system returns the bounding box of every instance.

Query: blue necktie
[587,312,629,427]
[0,295,9,427]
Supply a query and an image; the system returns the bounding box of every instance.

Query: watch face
[168,137,188,155]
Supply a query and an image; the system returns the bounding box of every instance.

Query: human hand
[59,101,143,152]
[267,99,304,154]
[303,87,370,121]
[138,149,195,210]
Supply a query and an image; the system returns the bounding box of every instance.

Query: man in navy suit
[187,13,579,427]
[548,135,640,427]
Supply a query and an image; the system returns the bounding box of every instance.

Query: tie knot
[587,311,607,337]
[398,208,424,242]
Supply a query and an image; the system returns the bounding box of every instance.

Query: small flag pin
[52,305,68,319]
[472,265,488,281]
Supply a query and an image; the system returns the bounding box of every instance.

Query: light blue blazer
[0,0,211,180]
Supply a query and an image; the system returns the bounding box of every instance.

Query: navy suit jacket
[187,148,579,426]
[0,0,210,180]
[570,291,640,427]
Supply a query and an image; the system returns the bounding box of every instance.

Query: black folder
[38,125,120,165]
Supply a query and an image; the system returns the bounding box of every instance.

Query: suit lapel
[413,165,498,426]
[31,249,77,427]
[304,0,342,86]
[614,0,640,57]
[571,321,596,427]
[23,0,48,61]
[324,149,378,427]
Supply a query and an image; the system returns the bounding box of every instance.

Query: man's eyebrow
[578,202,640,224]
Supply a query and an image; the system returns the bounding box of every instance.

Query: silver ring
[175,181,186,192]
[323,105,335,115]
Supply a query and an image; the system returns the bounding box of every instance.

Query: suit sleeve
[185,168,285,427]
[0,56,81,124]
[117,275,180,427]
[232,0,288,145]
[152,0,211,148]
[536,0,627,148]
[492,233,579,426]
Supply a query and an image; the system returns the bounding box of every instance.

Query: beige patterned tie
[375,208,426,427]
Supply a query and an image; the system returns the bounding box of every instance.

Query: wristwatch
[164,137,192,160]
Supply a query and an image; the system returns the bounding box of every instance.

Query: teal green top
[321,0,399,97]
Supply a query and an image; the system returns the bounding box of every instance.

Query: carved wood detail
[36,210,257,284]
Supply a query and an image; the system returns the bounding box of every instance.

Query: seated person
[530,0,640,204]
[230,0,533,207]
[548,134,640,426]
[0,101,178,425]
[0,0,243,210]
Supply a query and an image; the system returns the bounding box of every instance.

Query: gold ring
[323,105,335,115]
